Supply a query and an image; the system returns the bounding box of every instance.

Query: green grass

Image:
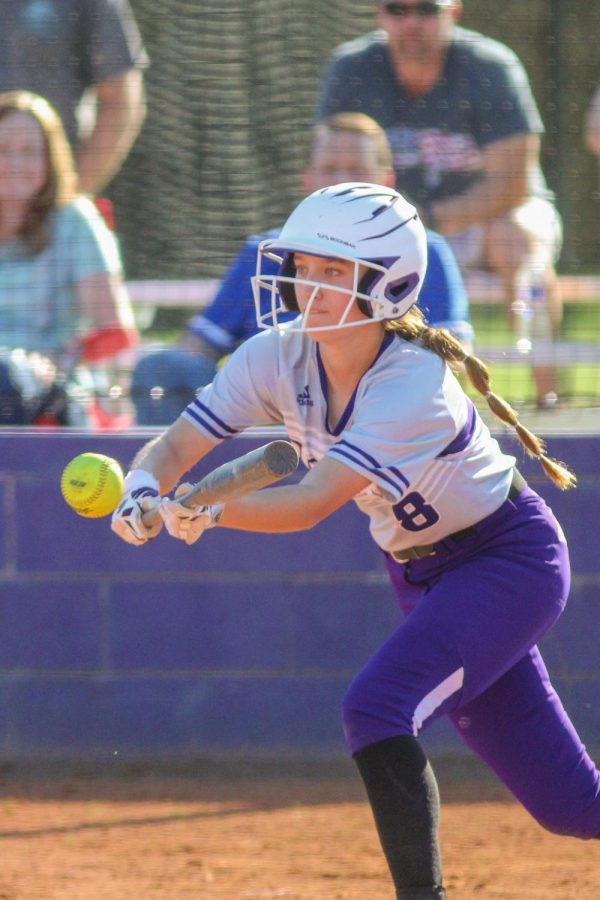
[143,301,600,406]
[470,301,600,346]
[468,302,600,405]
[464,363,600,406]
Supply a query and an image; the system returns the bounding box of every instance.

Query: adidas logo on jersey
[296,384,314,407]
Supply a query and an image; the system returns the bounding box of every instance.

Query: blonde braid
[386,315,576,490]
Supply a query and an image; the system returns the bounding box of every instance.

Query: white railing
[126,273,600,314]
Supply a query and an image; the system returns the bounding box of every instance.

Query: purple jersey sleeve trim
[335,438,410,487]
[184,406,228,439]
[437,398,477,458]
[185,398,239,438]
[329,446,407,496]
[330,437,410,493]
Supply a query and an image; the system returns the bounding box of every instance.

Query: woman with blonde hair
[0,90,137,425]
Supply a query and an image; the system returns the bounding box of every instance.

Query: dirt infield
[0,757,597,900]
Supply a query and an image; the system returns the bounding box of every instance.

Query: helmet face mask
[252,183,427,333]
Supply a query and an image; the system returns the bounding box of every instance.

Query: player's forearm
[218,484,340,533]
[216,451,372,533]
[130,423,215,495]
[217,454,369,533]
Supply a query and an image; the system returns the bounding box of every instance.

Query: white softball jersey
[182,324,515,554]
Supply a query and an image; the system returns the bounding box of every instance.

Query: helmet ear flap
[278,252,299,312]
[357,266,417,320]
[356,267,382,318]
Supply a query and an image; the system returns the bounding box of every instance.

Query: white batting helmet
[252,182,427,332]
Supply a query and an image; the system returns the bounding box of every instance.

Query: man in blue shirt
[131,112,472,425]
[316,1,563,407]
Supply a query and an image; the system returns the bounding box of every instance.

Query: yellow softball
[60,452,124,518]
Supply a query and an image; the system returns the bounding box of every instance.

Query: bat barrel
[263,440,300,476]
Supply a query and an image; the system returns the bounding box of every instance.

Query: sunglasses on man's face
[380,1,451,18]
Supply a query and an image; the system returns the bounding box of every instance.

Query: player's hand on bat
[160,483,223,545]
[111,470,163,546]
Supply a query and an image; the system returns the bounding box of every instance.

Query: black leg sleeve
[353,735,445,899]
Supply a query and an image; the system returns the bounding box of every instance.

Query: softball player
[112,184,600,899]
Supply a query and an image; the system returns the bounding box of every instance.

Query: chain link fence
[112,0,599,281]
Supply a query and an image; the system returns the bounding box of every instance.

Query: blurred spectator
[0,91,138,426]
[0,0,148,195]
[131,112,473,426]
[585,83,600,158]
[316,0,563,408]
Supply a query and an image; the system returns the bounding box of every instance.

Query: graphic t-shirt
[317,27,550,207]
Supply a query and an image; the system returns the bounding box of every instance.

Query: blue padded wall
[0,428,597,760]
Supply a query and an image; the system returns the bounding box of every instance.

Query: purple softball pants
[342,486,600,839]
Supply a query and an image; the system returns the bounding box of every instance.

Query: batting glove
[160,483,223,545]
[111,469,163,546]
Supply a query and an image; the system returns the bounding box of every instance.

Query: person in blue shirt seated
[131,113,473,426]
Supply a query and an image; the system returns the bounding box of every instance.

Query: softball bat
[142,439,299,526]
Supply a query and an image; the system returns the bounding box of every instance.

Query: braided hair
[385,309,576,491]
